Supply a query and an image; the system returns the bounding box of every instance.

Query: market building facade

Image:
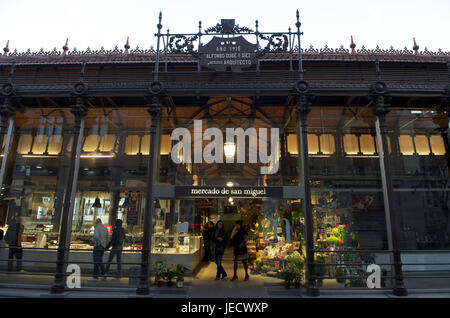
[0,12,449,296]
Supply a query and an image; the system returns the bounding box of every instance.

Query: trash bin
[129,266,140,286]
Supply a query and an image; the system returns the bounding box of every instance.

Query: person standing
[213,220,227,280]
[5,217,24,272]
[89,218,109,281]
[202,221,214,262]
[230,220,249,281]
[105,219,126,278]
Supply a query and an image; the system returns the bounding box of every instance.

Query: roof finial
[124,36,130,54]
[62,38,69,56]
[350,35,356,54]
[413,37,419,55]
[3,40,10,57]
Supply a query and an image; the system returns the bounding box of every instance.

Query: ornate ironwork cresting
[157,13,298,72]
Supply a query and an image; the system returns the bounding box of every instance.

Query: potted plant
[292,267,304,288]
[164,267,176,287]
[175,264,187,288]
[285,252,305,288]
[315,254,327,287]
[335,266,346,287]
[153,258,167,287]
[278,267,293,289]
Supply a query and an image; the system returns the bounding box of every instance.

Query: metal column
[296,94,319,297]
[136,98,162,295]
[50,98,87,294]
[373,96,407,296]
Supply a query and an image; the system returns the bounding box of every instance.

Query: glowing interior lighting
[228,197,233,203]
[226,181,234,187]
[80,154,115,158]
[21,154,59,158]
[224,142,236,159]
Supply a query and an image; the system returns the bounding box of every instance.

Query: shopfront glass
[154,98,305,279]
[0,107,74,284]
[386,108,450,250]
[67,108,150,280]
[307,107,390,287]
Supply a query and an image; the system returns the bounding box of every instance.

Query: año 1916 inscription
[199,36,257,72]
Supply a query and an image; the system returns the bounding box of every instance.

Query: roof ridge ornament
[124,36,130,55]
[413,37,419,55]
[350,35,356,54]
[3,40,10,57]
[62,38,69,56]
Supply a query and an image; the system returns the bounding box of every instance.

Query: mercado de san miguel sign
[199,36,257,71]
[175,186,282,198]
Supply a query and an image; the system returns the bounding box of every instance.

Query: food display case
[152,234,201,254]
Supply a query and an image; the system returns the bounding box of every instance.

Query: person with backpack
[89,218,109,281]
[104,219,126,278]
[5,217,24,272]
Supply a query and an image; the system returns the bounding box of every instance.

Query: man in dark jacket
[5,217,24,272]
[105,219,126,278]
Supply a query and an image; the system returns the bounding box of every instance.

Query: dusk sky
[1,0,449,53]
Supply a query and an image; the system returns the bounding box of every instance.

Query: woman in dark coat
[230,220,249,281]
[213,220,227,280]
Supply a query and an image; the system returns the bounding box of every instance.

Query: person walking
[105,219,126,278]
[230,220,249,281]
[4,217,24,272]
[213,220,227,280]
[89,218,109,281]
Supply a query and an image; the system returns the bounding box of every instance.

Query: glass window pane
[82,135,100,152]
[141,135,150,155]
[414,135,430,155]
[360,134,376,155]
[31,134,47,154]
[47,134,63,155]
[125,135,140,155]
[399,135,415,155]
[287,134,298,155]
[343,134,358,154]
[430,135,446,155]
[320,134,335,154]
[98,134,116,152]
[17,134,33,154]
[308,134,319,154]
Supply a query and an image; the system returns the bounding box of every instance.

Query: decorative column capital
[296,94,312,117]
[373,95,390,117]
[0,98,16,119]
[70,97,87,118]
[370,79,390,117]
[147,97,162,118]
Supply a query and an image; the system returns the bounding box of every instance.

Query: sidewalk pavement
[1,253,450,298]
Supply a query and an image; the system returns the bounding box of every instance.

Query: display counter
[0,235,203,275]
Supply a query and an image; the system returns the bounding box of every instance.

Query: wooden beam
[105,96,118,108]
[44,97,61,108]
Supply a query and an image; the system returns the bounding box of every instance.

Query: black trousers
[8,246,23,272]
